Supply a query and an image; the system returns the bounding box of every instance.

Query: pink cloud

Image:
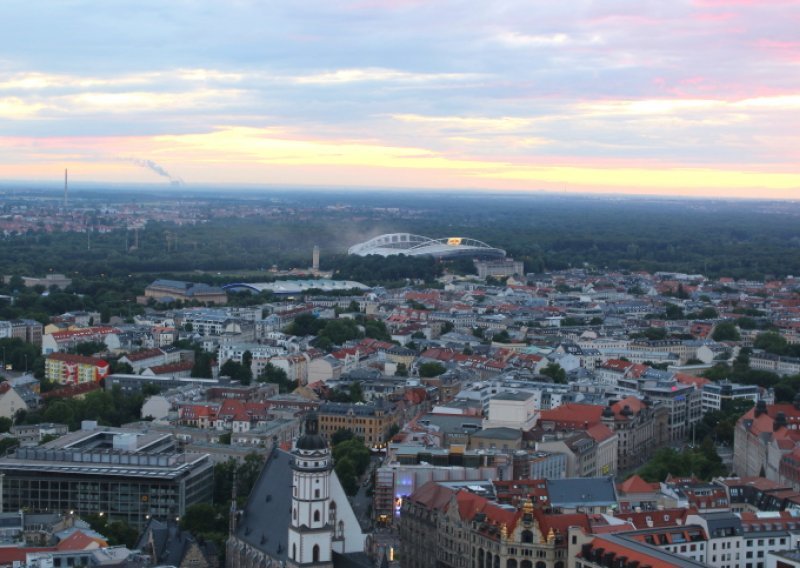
[694,0,773,6]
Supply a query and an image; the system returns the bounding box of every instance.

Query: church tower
[288,413,334,568]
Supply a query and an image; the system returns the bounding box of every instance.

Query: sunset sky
[1,0,799,198]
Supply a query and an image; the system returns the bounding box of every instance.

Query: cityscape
[1,1,799,568]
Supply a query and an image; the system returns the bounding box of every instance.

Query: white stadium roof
[348,233,505,259]
[223,279,370,295]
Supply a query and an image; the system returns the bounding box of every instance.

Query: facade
[144,279,228,305]
[22,274,72,290]
[702,381,762,413]
[44,353,110,384]
[538,397,668,474]
[0,425,213,528]
[10,319,43,346]
[0,382,28,419]
[475,259,525,280]
[484,392,538,430]
[750,352,800,377]
[41,327,119,355]
[734,400,800,483]
[9,422,69,447]
[638,379,702,442]
[317,401,398,448]
[400,482,579,568]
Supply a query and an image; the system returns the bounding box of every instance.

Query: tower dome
[296,412,327,451]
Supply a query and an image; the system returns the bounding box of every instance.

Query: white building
[483,391,538,430]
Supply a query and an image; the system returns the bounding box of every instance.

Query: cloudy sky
[1,0,799,198]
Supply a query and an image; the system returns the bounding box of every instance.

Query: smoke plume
[129,158,184,186]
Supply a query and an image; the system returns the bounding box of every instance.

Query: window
[314,510,321,523]
[313,545,320,563]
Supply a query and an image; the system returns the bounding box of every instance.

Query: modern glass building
[0,424,213,529]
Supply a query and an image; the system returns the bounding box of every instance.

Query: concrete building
[483,392,538,430]
[701,381,763,413]
[475,259,525,280]
[0,424,213,528]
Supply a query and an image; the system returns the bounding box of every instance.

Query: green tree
[331,428,356,446]
[349,382,365,403]
[73,341,106,356]
[333,438,371,475]
[712,321,741,342]
[664,303,684,320]
[492,330,511,343]
[0,437,17,455]
[44,401,76,428]
[0,417,11,433]
[335,457,359,495]
[640,327,667,340]
[257,362,297,393]
[540,362,567,384]
[384,423,401,442]
[286,313,324,337]
[637,445,727,482]
[698,307,718,319]
[191,353,214,378]
[181,503,224,535]
[395,362,408,377]
[418,362,446,378]
[241,350,254,383]
[754,331,788,355]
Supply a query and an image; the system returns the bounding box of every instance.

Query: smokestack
[312,245,320,272]
[64,169,68,207]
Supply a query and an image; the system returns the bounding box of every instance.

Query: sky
[1,0,799,198]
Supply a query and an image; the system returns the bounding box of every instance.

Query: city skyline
[0,0,798,198]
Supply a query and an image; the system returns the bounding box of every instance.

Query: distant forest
[2,190,800,280]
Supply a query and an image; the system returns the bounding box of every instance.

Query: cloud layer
[0,0,798,197]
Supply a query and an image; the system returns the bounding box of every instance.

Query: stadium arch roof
[347,233,506,259]
[223,279,370,295]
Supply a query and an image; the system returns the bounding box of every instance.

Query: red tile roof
[618,475,660,495]
[539,403,604,428]
[586,423,615,443]
[147,361,193,374]
[124,348,165,362]
[47,353,108,366]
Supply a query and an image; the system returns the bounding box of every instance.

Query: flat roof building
[0,423,213,528]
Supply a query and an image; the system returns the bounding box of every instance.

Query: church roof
[233,448,366,567]
[235,449,293,562]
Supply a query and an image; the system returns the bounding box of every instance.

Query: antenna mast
[64,169,68,207]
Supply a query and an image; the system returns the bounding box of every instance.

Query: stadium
[347,233,506,259]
